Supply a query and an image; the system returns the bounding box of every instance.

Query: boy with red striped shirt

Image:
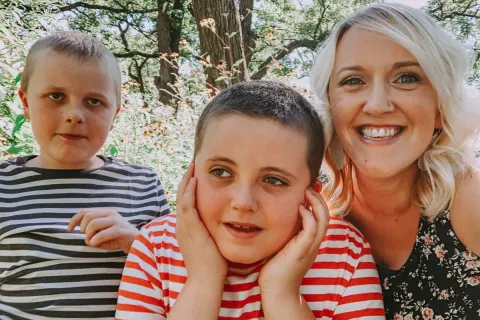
[116,81,385,319]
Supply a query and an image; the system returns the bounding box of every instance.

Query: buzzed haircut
[20,31,121,104]
[194,80,325,185]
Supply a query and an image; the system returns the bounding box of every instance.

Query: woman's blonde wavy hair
[310,2,480,221]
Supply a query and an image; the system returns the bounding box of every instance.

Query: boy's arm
[116,221,225,320]
[116,228,166,320]
[261,290,316,320]
[334,244,385,319]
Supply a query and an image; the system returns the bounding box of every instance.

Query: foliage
[1,0,479,206]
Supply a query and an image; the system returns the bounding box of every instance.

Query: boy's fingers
[84,217,115,240]
[294,205,318,257]
[306,189,330,250]
[79,211,111,233]
[97,239,122,251]
[68,209,118,232]
[299,205,317,241]
[176,162,194,205]
[89,227,120,247]
[67,211,87,232]
[182,178,197,212]
[306,188,329,223]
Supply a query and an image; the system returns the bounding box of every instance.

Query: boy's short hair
[194,80,325,185]
[20,31,121,104]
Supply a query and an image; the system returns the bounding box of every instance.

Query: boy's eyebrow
[261,166,296,180]
[206,158,296,179]
[207,157,237,165]
[86,91,111,101]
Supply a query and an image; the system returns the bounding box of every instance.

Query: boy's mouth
[57,133,87,140]
[224,222,262,238]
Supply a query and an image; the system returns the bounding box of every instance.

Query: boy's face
[195,114,312,264]
[19,51,119,169]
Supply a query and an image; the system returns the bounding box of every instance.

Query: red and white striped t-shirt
[116,214,385,319]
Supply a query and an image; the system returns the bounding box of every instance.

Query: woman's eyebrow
[392,61,420,69]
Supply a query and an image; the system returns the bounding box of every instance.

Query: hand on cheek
[175,162,228,284]
[258,186,330,294]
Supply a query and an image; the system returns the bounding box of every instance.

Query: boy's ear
[18,89,30,120]
[313,180,322,193]
[110,106,121,131]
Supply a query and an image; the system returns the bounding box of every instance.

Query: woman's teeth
[361,127,401,139]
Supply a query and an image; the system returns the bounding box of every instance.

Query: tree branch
[114,51,158,58]
[57,2,158,14]
[250,39,319,80]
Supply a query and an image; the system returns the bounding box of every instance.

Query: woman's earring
[431,128,443,144]
[329,133,345,170]
[419,128,443,171]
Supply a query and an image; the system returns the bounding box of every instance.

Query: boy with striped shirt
[0,32,170,319]
[116,81,385,319]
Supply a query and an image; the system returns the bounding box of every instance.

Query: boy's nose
[63,104,85,124]
[231,185,258,212]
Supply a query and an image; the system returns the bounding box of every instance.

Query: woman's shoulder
[449,168,480,255]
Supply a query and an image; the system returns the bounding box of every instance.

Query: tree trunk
[155,0,183,106]
[191,0,253,91]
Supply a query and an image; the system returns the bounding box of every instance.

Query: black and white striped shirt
[0,156,170,320]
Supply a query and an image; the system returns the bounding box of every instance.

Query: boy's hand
[258,188,330,294]
[176,162,228,284]
[67,209,139,254]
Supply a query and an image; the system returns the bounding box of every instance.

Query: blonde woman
[311,3,480,319]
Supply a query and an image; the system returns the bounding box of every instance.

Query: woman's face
[328,27,441,179]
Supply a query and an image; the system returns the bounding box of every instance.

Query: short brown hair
[194,81,325,185]
[20,31,121,104]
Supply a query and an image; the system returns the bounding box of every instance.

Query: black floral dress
[378,210,480,320]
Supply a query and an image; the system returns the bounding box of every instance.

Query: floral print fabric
[378,210,479,320]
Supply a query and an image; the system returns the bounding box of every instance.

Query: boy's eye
[264,176,287,186]
[48,93,64,100]
[210,168,231,178]
[87,98,103,106]
[395,73,419,84]
[340,76,364,86]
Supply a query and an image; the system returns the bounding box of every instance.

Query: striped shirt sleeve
[334,241,385,319]
[116,227,166,320]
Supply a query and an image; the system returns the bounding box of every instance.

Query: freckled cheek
[265,194,302,233]
[195,175,227,223]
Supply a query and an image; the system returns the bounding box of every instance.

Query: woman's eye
[211,168,231,178]
[87,98,102,106]
[264,176,287,186]
[395,73,419,84]
[340,76,364,86]
[48,93,64,100]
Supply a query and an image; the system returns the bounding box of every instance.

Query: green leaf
[13,72,22,85]
[107,146,119,157]
[12,115,26,136]
[7,143,28,154]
